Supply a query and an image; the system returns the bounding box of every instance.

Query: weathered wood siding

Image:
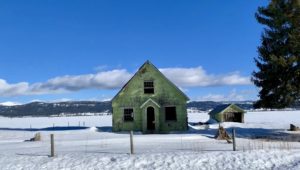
[112,62,188,133]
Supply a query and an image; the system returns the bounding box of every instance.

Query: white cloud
[0,101,22,106]
[0,69,132,97]
[196,90,249,102]
[0,79,29,96]
[159,67,250,87]
[0,66,251,97]
[31,69,132,93]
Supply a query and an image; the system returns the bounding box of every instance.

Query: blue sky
[0,0,268,104]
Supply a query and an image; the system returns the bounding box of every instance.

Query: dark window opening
[144,81,154,94]
[124,108,134,121]
[165,106,177,121]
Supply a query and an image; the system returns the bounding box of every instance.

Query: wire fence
[3,129,300,157]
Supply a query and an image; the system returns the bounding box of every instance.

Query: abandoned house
[208,104,245,123]
[112,61,189,133]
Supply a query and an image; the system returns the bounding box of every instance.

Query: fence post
[232,128,236,151]
[130,131,134,154]
[50,134,55,157]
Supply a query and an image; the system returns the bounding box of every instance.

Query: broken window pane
[165,106,177,121]
[144,81,154,94]
[124,108,134,121]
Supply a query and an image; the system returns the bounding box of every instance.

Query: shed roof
[208,104,245,115]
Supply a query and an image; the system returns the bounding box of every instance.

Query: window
[124,108,134,121]
[144,81,154,94]
[165,107,177,121]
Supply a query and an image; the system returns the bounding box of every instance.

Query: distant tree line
[0,101,299,117]
[0,101,112,117]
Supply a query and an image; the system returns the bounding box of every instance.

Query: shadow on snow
[189,125,300,142]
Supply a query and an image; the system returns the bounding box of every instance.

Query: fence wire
[5,130,300,157]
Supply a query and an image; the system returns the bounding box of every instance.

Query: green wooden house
[112,61,189,133]
[208,104,245,123]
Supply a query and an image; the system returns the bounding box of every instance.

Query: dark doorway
[224,112,242,122]
[147,107,155,131]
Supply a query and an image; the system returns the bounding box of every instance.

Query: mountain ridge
[0,100,298,117]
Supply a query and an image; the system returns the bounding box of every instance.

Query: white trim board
[140,98,161,108]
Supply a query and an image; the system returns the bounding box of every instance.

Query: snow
[0,115,112,129]
[1,150,300,170]
[188,110,300,129]
[245,110,300,129]
[0,110,299,169]
[0,101,21,106]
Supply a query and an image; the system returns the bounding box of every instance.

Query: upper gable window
[144,81,154,94]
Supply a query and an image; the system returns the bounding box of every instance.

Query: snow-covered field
[0,111,300,169]
[0,114,112,129]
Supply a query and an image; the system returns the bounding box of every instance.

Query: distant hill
[0,101,111,117]
[187,101,254,111]
[0,100,299,117]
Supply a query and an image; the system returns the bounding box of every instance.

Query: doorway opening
[147,107,155,131]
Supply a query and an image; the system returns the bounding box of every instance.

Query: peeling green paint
[112,61,189,133]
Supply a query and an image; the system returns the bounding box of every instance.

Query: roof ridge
[112,60,189,101]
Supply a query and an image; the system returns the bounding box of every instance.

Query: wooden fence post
[232,128,236,151]
[50,134,55,157]
[130,131,134,154]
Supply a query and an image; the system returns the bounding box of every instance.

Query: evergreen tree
[252,0,300,108]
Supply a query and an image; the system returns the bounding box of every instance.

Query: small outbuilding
[208,104,245,123]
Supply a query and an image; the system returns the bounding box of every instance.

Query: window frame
[165,106,177,122]
[123,108,134,122]
[144,80,154,94]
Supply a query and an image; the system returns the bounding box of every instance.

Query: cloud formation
[196,91,245,102]
[195,89,256,101]
[0,66,251,97]
[0,79,30,96]
[159,67,250,87]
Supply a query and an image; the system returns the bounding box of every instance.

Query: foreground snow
[0,110,299,169]
[1,150,300,170]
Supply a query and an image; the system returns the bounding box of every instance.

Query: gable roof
[208,104,245,115]
[112,60,189,101]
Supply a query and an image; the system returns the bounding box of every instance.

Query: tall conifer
[252,0,300,108]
